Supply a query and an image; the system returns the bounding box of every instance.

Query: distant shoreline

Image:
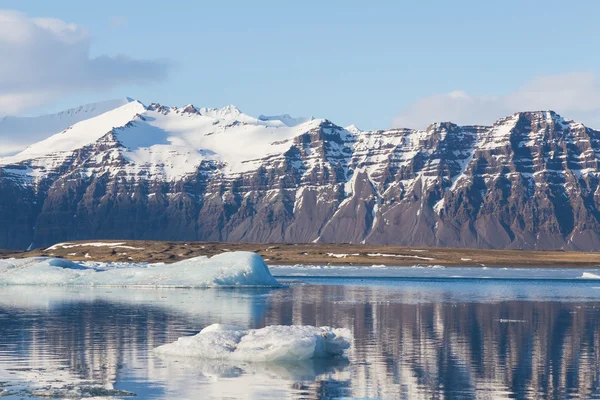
[1,241,599,269]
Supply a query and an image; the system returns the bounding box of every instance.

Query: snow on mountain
[127,104,322,176]
[3,100,600,251]
[1,100,146,164]
[0,98,133,156]
[344,124,363,134]
[258,114,314,127]
[0,100,324,181]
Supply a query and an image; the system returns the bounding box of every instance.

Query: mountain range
[1,98,600,251]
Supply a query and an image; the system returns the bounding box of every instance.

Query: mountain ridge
[0,98,134,157]
[1,100,600,251]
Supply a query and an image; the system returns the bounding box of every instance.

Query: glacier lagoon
[2,263,600,398]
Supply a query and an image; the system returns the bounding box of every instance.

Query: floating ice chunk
[582,272,600,280]
[411,264,446,269]
[0,252,280,287]
[154,323,352,362]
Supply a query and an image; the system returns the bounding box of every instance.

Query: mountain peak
[180,104,199,114]
[503,110,578,130]
[509,110,562,121]
[345,124,362,134]
[426,121,460,131]
[197,105,243,120]
[49,98,135,118]
[0,98,138,157]
[258,114,314,127]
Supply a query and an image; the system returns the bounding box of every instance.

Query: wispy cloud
[0,10,168,115]
[392,72,600,130]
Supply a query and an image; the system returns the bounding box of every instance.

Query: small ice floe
[28,387,135,399]
[411,264,446,269]
[154,323,352,362]
[0,252,280,288]
[0,364,136,398]
[582,272,600,280]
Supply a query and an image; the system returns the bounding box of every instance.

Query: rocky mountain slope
[1,100,600,250]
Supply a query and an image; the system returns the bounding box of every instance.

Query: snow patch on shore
[154,323,352,362]
[327,253,360,258]
[367,253,435,260]
[46,242,144,251]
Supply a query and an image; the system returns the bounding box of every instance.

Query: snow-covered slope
[0,98,133,156]
[0,101,322,180]
[258,114,314,127]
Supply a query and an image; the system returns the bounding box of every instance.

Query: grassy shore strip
[1,241,599,268]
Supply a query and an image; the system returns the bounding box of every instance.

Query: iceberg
[154,323,352,362]
[582,272,600,280]
[0,252,280,287]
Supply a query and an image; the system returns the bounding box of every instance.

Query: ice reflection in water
[0,278,600,399]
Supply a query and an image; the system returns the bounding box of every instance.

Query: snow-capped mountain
[1,100,600,251]
[0,98,133,157]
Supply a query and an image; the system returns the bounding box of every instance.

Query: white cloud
[392,72,600,130]
[0,10,168,115]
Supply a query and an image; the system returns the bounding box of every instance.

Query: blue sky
[3,0,600,129]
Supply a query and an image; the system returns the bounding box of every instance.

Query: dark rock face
[2,110,600,250]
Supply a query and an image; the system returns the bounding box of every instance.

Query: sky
[2,0,600,130]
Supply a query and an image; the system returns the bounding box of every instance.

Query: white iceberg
[582,272,600,280]
[0,252,280,287]
[154,323,352,362]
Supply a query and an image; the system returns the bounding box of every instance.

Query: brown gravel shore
[1,241,599,268]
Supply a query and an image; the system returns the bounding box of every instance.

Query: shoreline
[1,241,599,269]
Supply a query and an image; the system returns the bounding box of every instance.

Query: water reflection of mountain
[1,284,600,399]
[0,287,273,396]
[263,285,600,399]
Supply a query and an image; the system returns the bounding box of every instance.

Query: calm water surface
[1,277,600,399]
